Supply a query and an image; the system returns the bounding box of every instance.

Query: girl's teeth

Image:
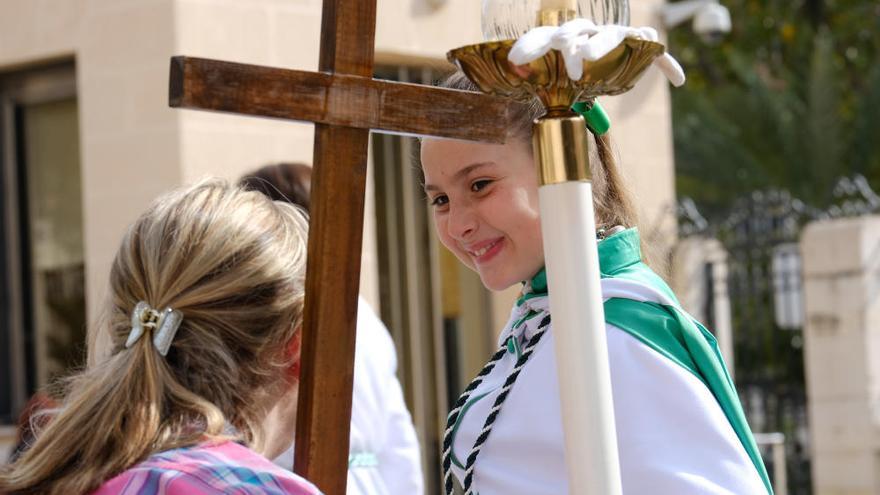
[473,241,496,257]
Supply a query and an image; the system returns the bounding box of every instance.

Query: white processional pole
[534,5,620,494]
[450,0,675,492]
[534,111,622,495]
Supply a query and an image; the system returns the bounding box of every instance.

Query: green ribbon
[348,451,379,469]
[572,100,611,135]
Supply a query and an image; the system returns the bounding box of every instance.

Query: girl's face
[421,137,544,291]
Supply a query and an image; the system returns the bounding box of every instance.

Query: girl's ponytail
[0,180,309,494]
[593,131,638,230]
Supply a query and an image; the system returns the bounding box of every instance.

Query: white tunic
[276,298,424,495]
[448,278,766,495]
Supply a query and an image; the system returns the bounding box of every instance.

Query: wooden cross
[169,1,515,493]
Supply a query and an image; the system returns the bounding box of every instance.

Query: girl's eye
[471,179,492,192]
[431,194,449,207]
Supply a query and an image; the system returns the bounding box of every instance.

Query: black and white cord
[442,346,506,495]
[442,314,551,495]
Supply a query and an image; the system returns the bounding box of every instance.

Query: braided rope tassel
[442,346,509,495]
[461,318,550,494]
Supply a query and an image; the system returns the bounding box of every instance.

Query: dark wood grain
[295,124,369,495]
[318,0,377,77]
[295,1,375,494]
[169,56,517,143]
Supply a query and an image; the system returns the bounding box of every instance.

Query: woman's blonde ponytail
[0,179,308,494]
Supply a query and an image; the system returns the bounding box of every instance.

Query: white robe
[448,278,766,495]
[276,298,424,495]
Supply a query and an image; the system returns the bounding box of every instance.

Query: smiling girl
[421,73,773,495]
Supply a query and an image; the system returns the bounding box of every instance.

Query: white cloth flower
[508,19,686,87]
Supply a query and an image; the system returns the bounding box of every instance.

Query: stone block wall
[802,216,880,495]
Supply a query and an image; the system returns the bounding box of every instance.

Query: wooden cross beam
[169,1,516,493]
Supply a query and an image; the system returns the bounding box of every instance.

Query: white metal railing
[753,432,787,495]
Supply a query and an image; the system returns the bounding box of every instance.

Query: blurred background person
[241,163,424,495]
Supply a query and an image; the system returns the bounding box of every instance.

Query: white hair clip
[152,307,183,356]
[125,301,183,357]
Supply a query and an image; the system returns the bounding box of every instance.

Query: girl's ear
[286,328,302,381]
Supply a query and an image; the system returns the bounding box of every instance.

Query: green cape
[524,228,773,494]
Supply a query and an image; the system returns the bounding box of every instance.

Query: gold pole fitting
[538,8,579,27]
[533,114,591,185]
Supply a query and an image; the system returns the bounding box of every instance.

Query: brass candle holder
[448,10,665,184]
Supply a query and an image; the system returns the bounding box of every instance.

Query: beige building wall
[605,0,678,253]
[1,0,676,337]
[1,0,676,456]
[1,0,182,330]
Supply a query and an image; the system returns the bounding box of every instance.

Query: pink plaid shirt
[92,441,321,495]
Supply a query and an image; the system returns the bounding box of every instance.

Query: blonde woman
[0,180,320,495]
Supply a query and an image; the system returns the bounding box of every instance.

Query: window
[0,62,84,435]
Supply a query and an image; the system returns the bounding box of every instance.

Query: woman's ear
[286,328,302,381]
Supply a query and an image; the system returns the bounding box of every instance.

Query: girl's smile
[465,237,505,264]
[421,137,544,291]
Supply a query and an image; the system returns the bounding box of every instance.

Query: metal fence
[677,175,880,495]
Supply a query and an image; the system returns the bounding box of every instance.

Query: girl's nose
[447,204,478,240]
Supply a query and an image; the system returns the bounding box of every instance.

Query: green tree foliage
[669,0,880,220]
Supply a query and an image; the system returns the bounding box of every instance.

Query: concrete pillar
[801,216,880,495]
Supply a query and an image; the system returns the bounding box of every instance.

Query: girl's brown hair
[439,72,639,233]
[0,179,309,494]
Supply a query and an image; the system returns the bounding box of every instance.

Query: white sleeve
[374,357,424,495]
[606,324,767,495]
[355,301,425,495]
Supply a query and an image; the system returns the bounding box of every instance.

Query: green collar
[597,227,643,277]
[517,228,642,306]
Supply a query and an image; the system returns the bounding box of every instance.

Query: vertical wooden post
[169,3,515,492]
[294,1,377,494]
